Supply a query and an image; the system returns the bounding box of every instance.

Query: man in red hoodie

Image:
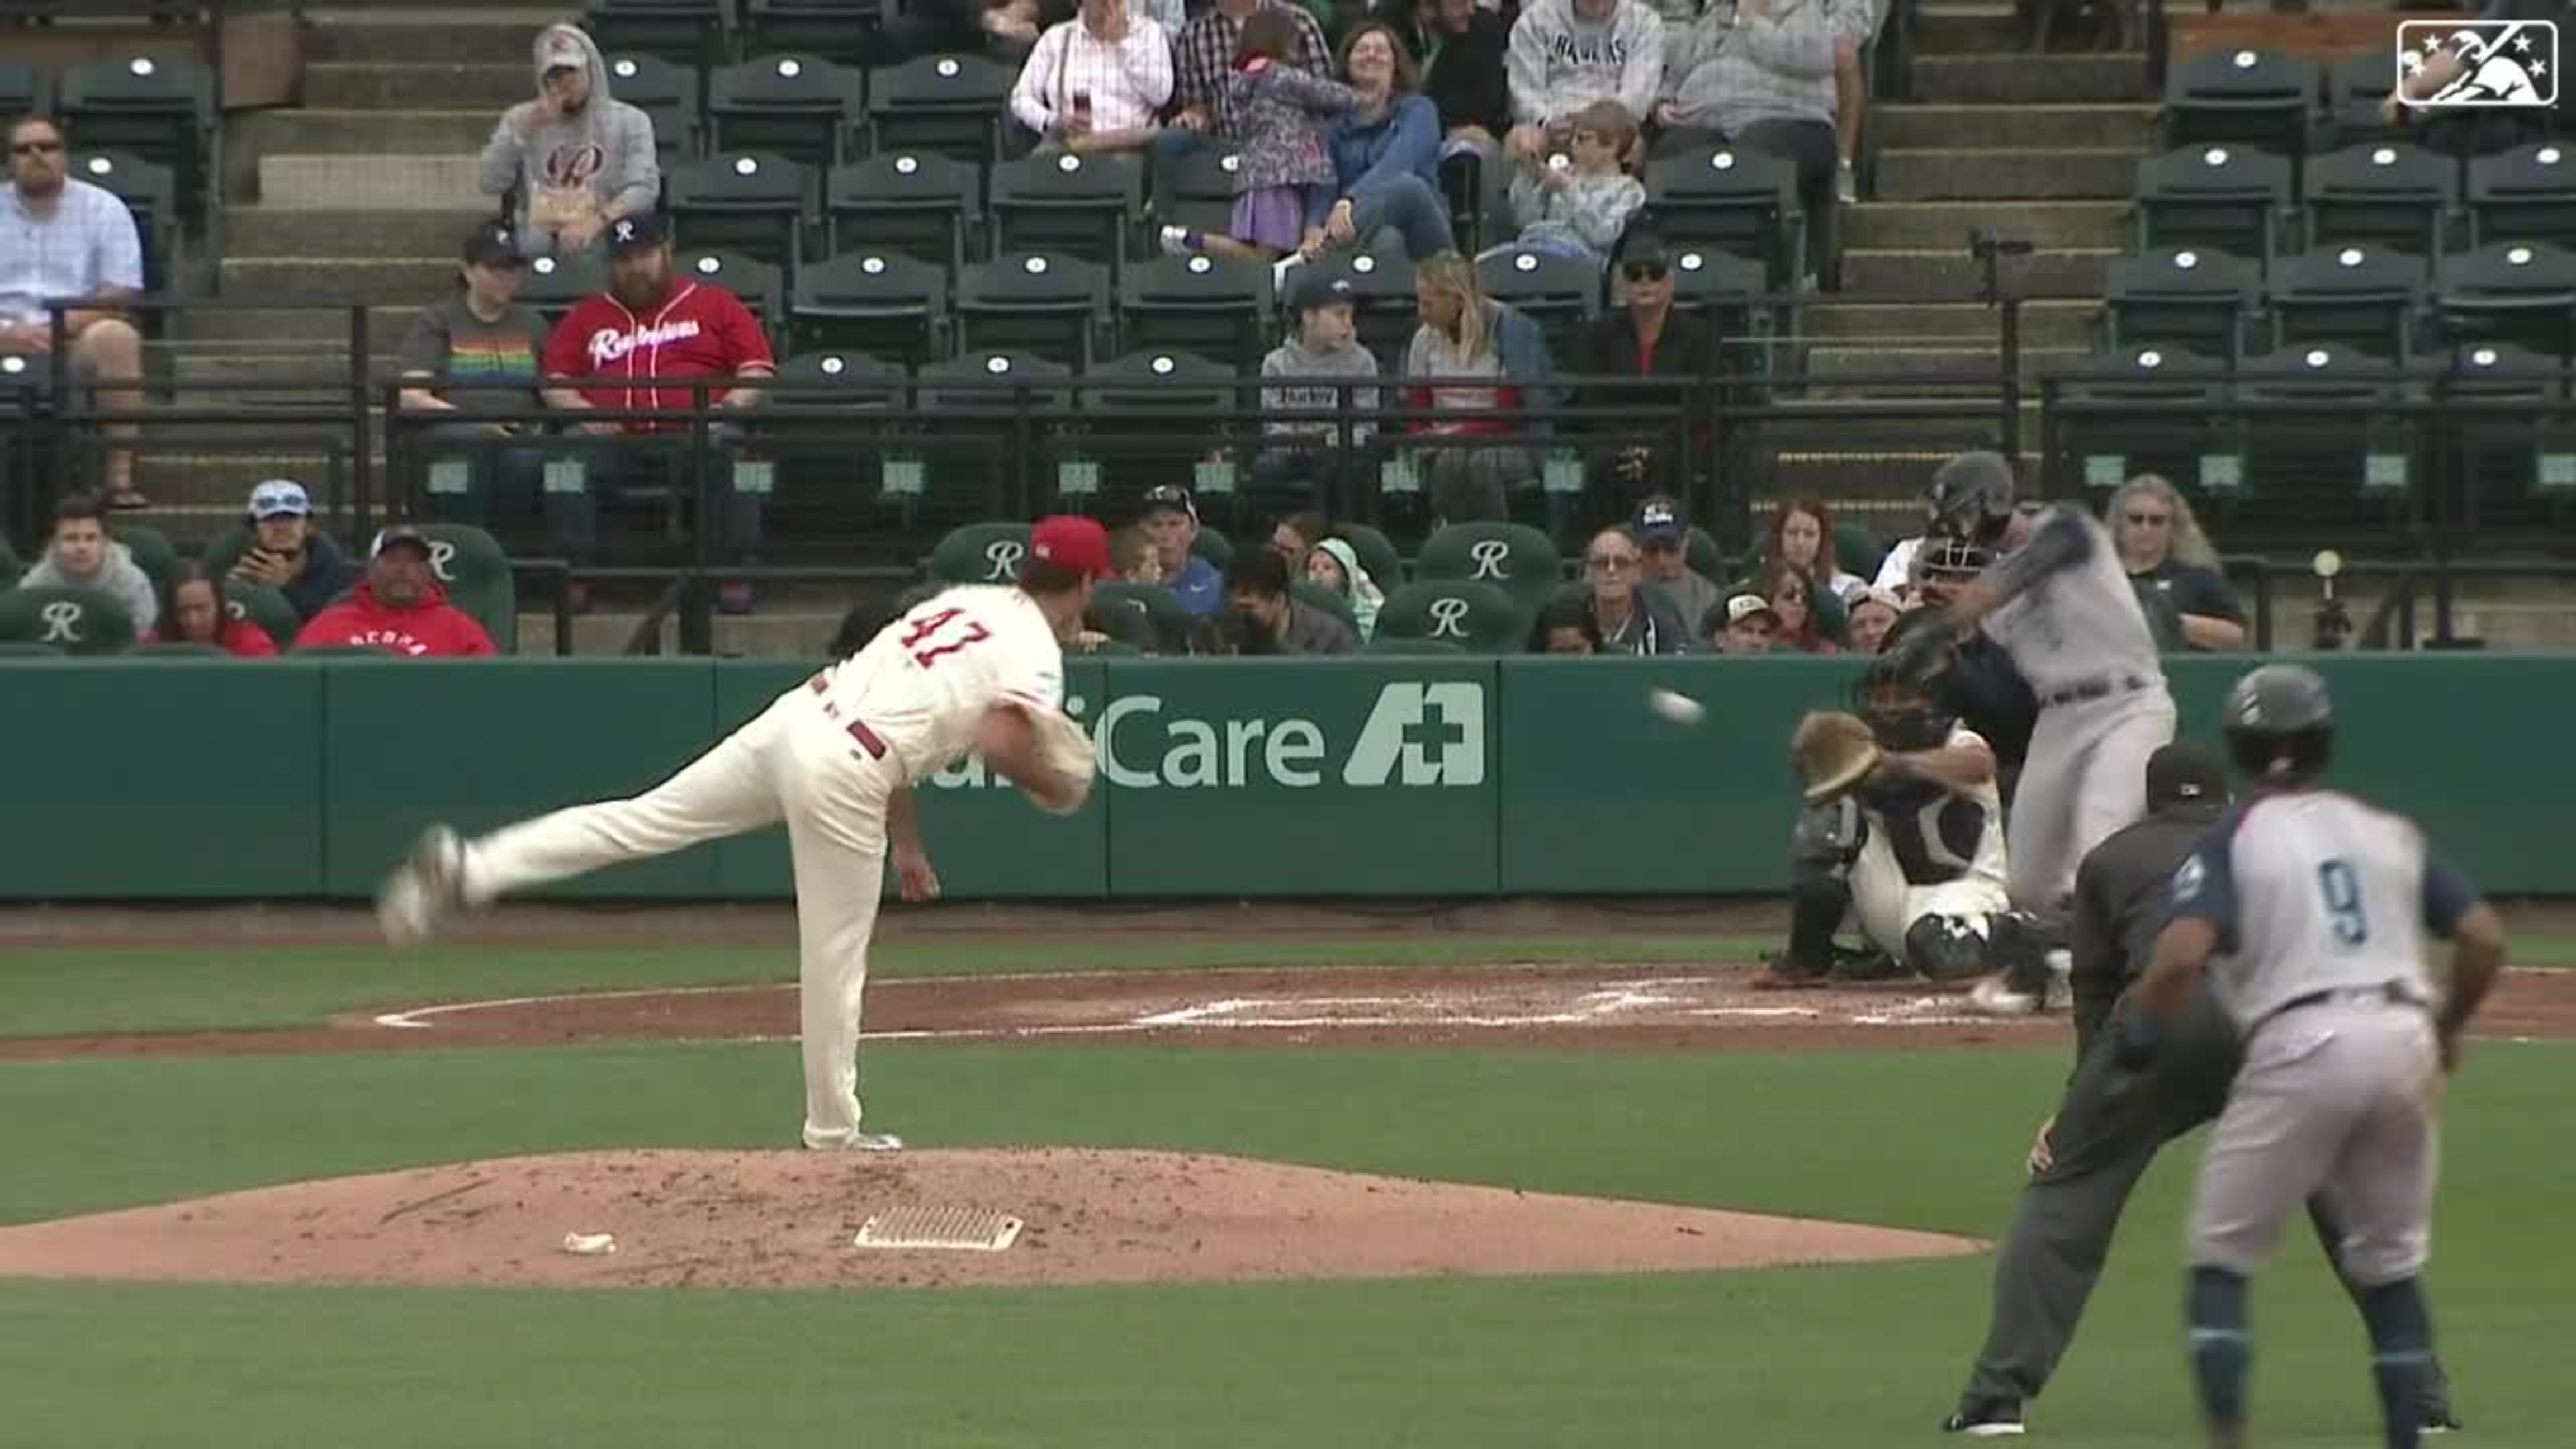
[539,211,775,613]
[293,525,498,657]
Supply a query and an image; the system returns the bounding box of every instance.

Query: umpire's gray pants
[2007,688,2176,913]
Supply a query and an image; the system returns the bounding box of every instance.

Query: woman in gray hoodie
[477,25,660,259]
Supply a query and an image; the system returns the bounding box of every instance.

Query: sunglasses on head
[1621,262,1669,283]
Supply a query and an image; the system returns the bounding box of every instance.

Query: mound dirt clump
[0,1149,1982,1290]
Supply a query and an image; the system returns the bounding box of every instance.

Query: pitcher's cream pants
[458,686,893,1149]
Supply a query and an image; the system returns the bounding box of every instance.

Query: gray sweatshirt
[1509,168,1648,259]
[20,539,158,634]
[477,25,660,247]
[1663,0,1849,133]
[1506,0,1667,128]
[1259,337,1382,445]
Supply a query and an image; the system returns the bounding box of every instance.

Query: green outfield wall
[1,654,2559,901]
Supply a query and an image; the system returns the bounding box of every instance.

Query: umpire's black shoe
[1940,1399,2025,1437]
[2422,1405,2463,1434]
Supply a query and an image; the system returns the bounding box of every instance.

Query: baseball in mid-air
[1647,688,1706,726]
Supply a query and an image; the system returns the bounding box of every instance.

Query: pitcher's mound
[0,1149,1982,1290]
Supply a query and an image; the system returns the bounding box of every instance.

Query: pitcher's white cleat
[377,825,465,949]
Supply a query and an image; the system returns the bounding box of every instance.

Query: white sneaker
[1966,973,2042,1017]
[376,824,464,949]
[1157,224,1194,257]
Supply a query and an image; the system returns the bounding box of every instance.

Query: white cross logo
[428,539,458,583]
[1466,539,1512,580]
[1426,595,1471,639]
[984,540,1026,579]
[37,600,83,643]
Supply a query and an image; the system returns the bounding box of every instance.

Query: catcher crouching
[1768,648,2056,1006]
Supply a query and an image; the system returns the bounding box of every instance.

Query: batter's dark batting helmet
[2221,664,2336,784]
[1925,451,2018,542]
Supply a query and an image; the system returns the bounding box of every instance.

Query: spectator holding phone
[226,479,360,623]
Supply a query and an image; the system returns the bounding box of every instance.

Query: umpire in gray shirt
[1941,743,2459,1437]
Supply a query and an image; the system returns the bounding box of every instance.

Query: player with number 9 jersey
[373,517,1119,1154]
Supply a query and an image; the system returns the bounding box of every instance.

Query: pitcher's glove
[1024,708,1098,816]
[1791,710,1883,803]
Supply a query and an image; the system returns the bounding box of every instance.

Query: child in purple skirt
[1158,8,1356,263]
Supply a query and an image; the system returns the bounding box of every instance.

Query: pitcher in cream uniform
[375,517,1116,1152]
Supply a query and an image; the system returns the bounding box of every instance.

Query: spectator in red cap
[293,526,498,657]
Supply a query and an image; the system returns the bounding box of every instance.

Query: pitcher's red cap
[1028,515,1114,579]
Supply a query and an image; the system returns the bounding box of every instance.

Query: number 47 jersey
[818,584,1069,786]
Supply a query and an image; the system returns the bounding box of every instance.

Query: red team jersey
[543,281,774,432]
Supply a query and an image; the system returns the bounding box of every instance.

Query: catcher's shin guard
[1781,798,1864,979]
[1902,914,1996,982]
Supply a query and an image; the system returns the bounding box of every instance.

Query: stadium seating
[916,352,1074,517]
[666,152,812,281]
[583,0,735,70]
[2266,244,2422,360]
[1643,145,1808,293]
[0,61,45,117]
[1060,349,1239,510]
[605,52,704,168]
[2466,141,2576,253]
[929,519,1031,583]
[1373,579,1524,652]
[1474,249,1598,361]
[2100,246,2260,361]
[2129,145,2294,273]
[224,581,301,652]
[1149,146,1243,239]
[1334,523,1404,590]
[2048,345,2231,494]
[1412,521,1563,621]
[1291,577,1358,632]
[953,253,1111,368]
[56,55,217,224]
[865,54,1013,169]
[414,523,518,652]
[74,150,179,298]
[2156,48,2323,170]
[2435,241,2576,360]
[2327,51,2399,146]
[988,151,1146,281]
[789,249,949,363]
[2220,344,2417,522]
[676,249,784,333]
[520,252,614,329]
[743,0,883,69]
[1119,253,1274,362]
[1306,248,1418,369]
[826,150,980,271]
[2302,143,2455,267]
[706,53,867,178]
[1093,579,1195,651]
[0,581,139,655]
[117,521,177,601]
[2446,344,2576,528]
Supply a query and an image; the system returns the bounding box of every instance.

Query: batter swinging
[374,516,1116,1152]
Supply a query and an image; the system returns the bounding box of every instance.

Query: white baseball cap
[248,479,311,519]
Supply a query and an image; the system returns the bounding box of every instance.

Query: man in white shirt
[0,115,147,508]
[377,516,1116,1154]
[1008,0,1175,155]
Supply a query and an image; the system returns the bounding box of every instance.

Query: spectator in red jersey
[539,212,776,613]
[158,559,278,657]
[293,525,498,657]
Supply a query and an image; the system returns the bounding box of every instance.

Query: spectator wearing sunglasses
[1652,0,1869,291]
[2,114,148,508]
[1567,234,1717,521]
[1576,524,1690,654]
[2106,473,2245,651]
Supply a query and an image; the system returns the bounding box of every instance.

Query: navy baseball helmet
[1925,450,2017,541]
[2222,664,2335,783]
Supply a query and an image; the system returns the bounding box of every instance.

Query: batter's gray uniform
[2169,790,2471,1290]
[1981,504,2177,913]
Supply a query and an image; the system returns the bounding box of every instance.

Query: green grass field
[2,932,2568,1447]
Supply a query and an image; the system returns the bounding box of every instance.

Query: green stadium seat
[667,153,811,282]
[519,251,613,329]
[1832,519,1884,586]
[2129,144,2294,272]
[604,52,705,168]
[1643,144,1808,293]
[1093,578,1195,652]
[1373,579,1524,652]
[2304,143,2456,267]
[953,253,1110,368]
[826,151,980,272]
[0,62,46,119]
[916,353,1073,518]
[2049,345,2232,494]
[1474,249,1598,361]
[866,54,1014,169]
[760,351,909,509]
[1290,577,1358,633]
[0,581,140,655]
[1413,520,1562,621]
[224,581,301,652]
[1332,522,1404,591]
[2435,241,2576,361]
[1685,526,1726,582]
[410,522,517,652]
[707,54,867,179]
[1150,146,1243,238]
[1119,253,1273,361]
[1057,349,1240,515]
[789,249,949,364]
[582,0,733,70]
[58,55,218,224]
[989,151,1146,281]
[2267,243,2423,360]
[2328,51,2400,146]
[115,522,177,603]
[1306,247,1418,370]
[1664,246,1773,377]
[2447,343,2576,527]
[676,249,784,338]
[770,348,907,408]
[2101,246,2259,361]
[74,150,180,299]
[2157,48,2324,169]
[2219,344,2417,530]
[2466,141,2576,253]
[927,520,1031,582]
[1190,528,1234,571]
[1083,602,1158,651]
[744,0,883,68]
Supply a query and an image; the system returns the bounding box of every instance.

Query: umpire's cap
[1925,450,2017,537]
[2221,664,2336,783]
[2146,742,2228,818]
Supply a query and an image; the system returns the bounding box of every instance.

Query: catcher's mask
[1855,616,1958,750]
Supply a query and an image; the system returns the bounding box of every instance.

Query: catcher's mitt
[1791,709,1882,803]
[1023,708,1098,816]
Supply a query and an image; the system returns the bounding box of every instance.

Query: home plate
[853,1205,1025,1252]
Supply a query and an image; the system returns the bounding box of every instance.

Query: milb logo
[2398,20,2558,108]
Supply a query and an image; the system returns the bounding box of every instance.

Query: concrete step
[1806,344,2089,385]
[222,255,453,300]
[179,305,427,344]
[305,61,530,110]
[225,206,493,259]
[1872,103,2154,151]
[235,107,496,157]
[168,351,401,390]
[1760,445,2040,499]
[1839,200,2127,252]
[306,13,557,65]
[1911,52,2152,103]
[1876,146,2137,200]
[1839,247,2114,300]
[1800,298,2096,348]
[256,155,486,211]
[1908,3,2025,54]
